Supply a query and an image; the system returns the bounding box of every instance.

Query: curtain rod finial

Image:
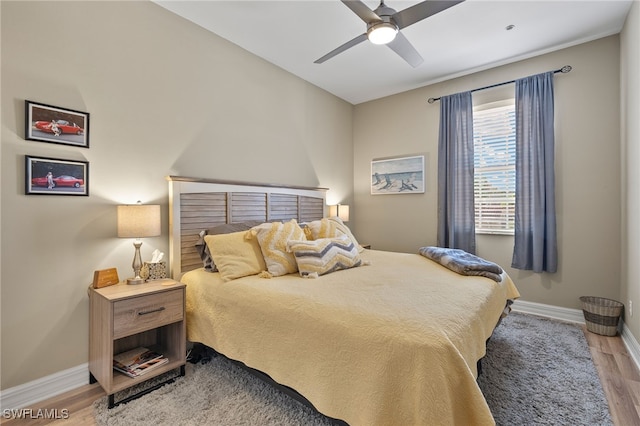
[561,65,572,73]
[427,97,436,104]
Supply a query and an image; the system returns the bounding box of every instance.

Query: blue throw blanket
[419,246,503,282]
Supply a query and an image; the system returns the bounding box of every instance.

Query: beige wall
[2,0,637,393]
[0,1,353,390]
[621,1,640,340]
[353,36,622,311]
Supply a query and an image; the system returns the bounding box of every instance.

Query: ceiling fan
[315,0,465,68]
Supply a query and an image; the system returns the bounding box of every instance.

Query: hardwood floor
[1,383,104,426]
[584,327,640,425]
[2,327,639,426]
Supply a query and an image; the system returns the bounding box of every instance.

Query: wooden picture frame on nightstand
[92,268,119,289]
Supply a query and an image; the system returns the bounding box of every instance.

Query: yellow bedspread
[183,249,520,426]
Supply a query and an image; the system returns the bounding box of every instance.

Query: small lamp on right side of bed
[329,204,350,222]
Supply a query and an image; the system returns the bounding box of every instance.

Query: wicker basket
[579,296,623,336]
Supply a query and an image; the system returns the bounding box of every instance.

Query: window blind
[473,101,515,234]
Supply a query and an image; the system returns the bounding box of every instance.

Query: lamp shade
[117,204,161,238]
[328,204,350,222]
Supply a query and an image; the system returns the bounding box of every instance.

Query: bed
[168,176,520,426]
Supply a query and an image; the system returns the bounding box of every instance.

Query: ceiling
[153,0,633,105]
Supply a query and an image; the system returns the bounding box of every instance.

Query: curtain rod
[427,65,572,104]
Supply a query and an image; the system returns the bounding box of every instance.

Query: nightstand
[88,279,186,408]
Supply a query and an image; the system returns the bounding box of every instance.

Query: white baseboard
[2,301,639,410]
[512,299,586,323]
[0,363,88,411]
[622,322,640,369]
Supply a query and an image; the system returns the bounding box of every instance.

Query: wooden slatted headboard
[167,176,327,279]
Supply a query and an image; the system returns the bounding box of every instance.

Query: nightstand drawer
[113,289,184,339]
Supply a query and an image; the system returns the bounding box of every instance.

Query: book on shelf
[113,347,168,378]
[114,357,169,378]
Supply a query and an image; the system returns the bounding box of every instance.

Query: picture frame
[371,155,425,195]
[25,100,90,148]
[25,156,89,196]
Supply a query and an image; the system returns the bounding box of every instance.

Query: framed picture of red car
[25,100,89,148]
[25,156,89,196]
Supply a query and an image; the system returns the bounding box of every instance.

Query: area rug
[477,312,612,425]
[93,312,612,425]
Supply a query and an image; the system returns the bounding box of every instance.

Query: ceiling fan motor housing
[373,2,396,20]
[367,3,399,44]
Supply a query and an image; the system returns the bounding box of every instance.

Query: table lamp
[329,204,350,222]
[117,202,161,284]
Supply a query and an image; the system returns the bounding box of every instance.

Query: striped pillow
[287,235,362,277]
[304,217,364,253]
[250,219,306,277]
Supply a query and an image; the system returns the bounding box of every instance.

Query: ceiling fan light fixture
[367,22,398,45]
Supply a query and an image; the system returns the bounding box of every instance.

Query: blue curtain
[437,91,476,254]
[511,72,558,272]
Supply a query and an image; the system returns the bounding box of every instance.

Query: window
[473,100,516,235]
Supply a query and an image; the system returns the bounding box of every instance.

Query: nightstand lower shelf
[91,364,186,408]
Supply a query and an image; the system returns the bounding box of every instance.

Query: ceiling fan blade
[387,31,424,67]
[393,0,465,29]
[341,0,381,24]
[314,33,368,64]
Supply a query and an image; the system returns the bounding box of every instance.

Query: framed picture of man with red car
[25,100,90,148]
[25,156,89,196]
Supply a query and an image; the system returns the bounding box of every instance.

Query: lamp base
[127,241,145,285]
[126,277,145,285]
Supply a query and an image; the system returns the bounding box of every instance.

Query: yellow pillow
[204,231,266,282]
[250,219,306,277]
[304,217,364,253]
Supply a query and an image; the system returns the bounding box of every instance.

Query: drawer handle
[138,307,165,316]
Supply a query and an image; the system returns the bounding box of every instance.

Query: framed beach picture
[371,155,425,195]
[25,100,90,148]
[25,156,89,196]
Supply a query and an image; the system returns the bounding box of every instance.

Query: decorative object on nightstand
[328,204,350,222]
[92,268,120,289]
[117,202,161,284]
[141,249,167,280]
